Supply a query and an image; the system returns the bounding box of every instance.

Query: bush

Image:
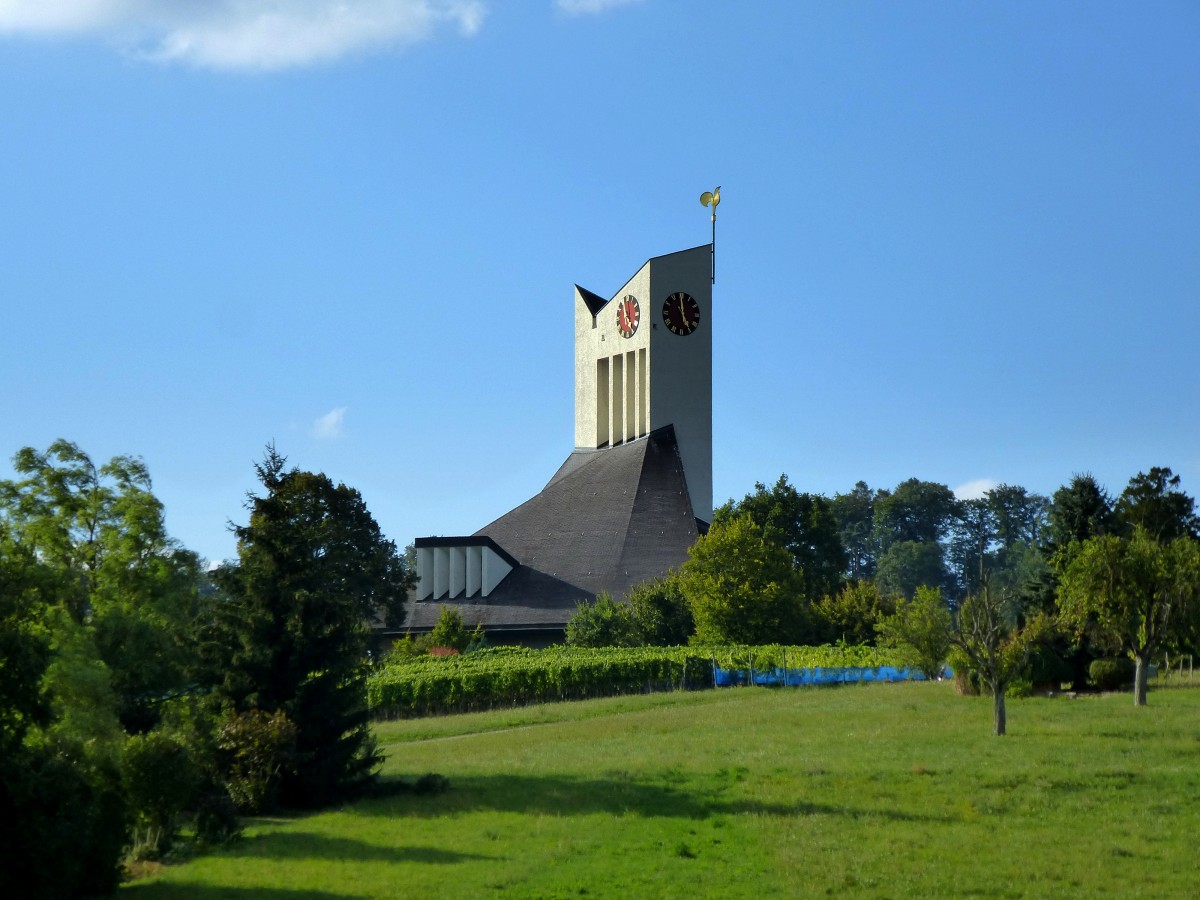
[1089,657,1135,691]
[565,593,640,648]
[1028,645,1073,689]
[217,708,298,813]
[0,742,129,899]
[193,787,242,846]
[428,606,472,653]
[627,575,693,646]
[122,729,202,859]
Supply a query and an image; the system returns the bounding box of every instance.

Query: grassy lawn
[123,681,1200,898]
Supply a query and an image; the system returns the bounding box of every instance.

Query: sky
[1,1,1197,565]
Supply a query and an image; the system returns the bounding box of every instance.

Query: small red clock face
[616,294,640,338]
[662,291,700,335]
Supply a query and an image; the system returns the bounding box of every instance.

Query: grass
[123,680,1200,898]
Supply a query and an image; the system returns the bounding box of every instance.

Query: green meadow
[124,680,1200,898]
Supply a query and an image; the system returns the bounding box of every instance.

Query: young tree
[875,585,952,679]
[952,583,1051,736]
[205,447,412,807]
[427,605,472,652]
[1058,529,1200,706]
[678,514,807,645]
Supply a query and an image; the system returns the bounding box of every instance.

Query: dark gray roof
[403,426,700,631]
[575,284,608,318]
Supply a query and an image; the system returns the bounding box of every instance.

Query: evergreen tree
[206,447,412,807]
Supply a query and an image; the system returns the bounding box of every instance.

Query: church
[402,242,714,645]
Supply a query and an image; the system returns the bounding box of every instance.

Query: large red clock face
[662,291,700,335]
[616,294,640,338]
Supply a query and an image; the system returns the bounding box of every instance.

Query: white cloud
[0,1,486,70]
[953,478,999,501]
[555,0,644,16]
[312,406,347,440]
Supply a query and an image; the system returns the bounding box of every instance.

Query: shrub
[193,787,242,847]
[216,708,298,813]
[1089,657,1135,691]
[627,575,693,646]
[565,593,640,648]
[122,729,202,859]
[0,742,129,899]
[1028,645,1073,689]
[428,606,472,653]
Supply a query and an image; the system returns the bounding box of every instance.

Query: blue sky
[2,1,1197,564]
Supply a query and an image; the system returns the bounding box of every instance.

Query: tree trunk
[1133,654,1149,707]
[993,686,1007,736]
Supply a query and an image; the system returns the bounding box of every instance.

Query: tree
[0,529,129,898]
[811,580,894,646]
[627,573,693,646]
[677,514,806,645]
[947,498,997,598]
[873,479,958,550]
[948,486,1049,600]
[875,540,948,601]
[0,440,203,731]
[1044,473,1114,558]
[952,582,1051,736]
[1058,529,1200,706]
[205,447,412,807]
[565,593,640,648]
[714,475,846,601]
[987,484,1049,552]
[832,481,878,580]
[875,585,952,679]
[0,533,52,754]
[1115,467,1199,542]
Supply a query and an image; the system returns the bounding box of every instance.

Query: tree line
[0,441,414,898]
[566,468,1200,731]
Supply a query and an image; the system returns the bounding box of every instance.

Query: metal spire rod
[700,186,720,284]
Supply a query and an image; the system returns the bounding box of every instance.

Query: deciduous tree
[952,583,1051,736]
[876,585,952,679]
[678,514,807,645]
[875,540,948,601]
[832,481,878,580]
[1058,528,1200,706]
[714,475,846,601]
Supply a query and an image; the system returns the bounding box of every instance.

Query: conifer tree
[207,447,412,807]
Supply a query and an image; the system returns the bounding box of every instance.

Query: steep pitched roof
[403,426,699,631]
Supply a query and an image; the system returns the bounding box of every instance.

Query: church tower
[572,244,713,522]
[406,242,713,644]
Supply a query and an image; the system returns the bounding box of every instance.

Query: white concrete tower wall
[645,246,713,522]
[573,244,713,523]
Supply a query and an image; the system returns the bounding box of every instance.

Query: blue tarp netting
[712,665,946,687]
